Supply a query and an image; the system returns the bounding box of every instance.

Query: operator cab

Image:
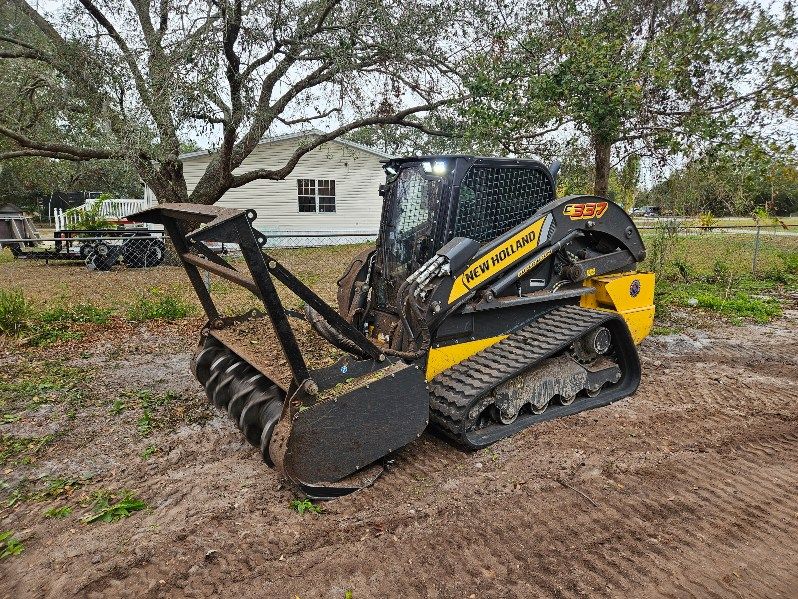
[374,156,557,311]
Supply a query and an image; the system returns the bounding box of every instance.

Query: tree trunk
[593,139,612,198]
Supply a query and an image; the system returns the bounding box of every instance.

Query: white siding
[181,139,386,234]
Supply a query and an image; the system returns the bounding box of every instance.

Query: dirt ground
[1,302,797,598]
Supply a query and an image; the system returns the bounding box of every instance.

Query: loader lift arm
[135,204,384,384]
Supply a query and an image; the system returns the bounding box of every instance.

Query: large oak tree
[0,0,469,204]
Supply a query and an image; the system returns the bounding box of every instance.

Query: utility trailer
[2,227,166,270]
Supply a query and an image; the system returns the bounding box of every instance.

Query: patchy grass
[137,411,153,436]
[651,325,683,336]
[43,506,72,519]
[0,243,369,321]
[0,360,86,410]
[38,302,112,325]
[2,475,89,508]
[289,498,323,515]
[36,476,87,501]
[0,434,55,467]
[656,281,782,323]
[641,230,796,324]
[0,290,113,346]
[141,444,157,460]
[81,490,147,524]
[0,530,23,558]
[27,325,83,347]
[114,389,204,437]
[641,231,798,288]
[126,287,196,321]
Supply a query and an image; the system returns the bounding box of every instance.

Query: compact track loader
[132,156,655,497]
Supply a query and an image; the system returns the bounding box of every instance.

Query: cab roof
[384,155,550,167]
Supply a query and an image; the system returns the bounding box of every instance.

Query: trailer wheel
[79,243,93,259]
[122,239,165,268]
[86,242,117,271]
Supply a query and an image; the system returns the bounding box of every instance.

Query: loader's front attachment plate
[281,361,429,488]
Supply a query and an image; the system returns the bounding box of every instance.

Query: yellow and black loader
[132,155,655,497]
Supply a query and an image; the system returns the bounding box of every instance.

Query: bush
[126,287,195,321]
[698,211,717,229]
[66,197,111,231]
[0,289,33,335]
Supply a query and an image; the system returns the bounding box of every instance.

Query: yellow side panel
[621,306,656,344]
[425,334,508,381]
[580,272,656,344]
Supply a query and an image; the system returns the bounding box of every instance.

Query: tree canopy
[1,0,796,207]
[462,0,798,197]
[643,138,798,216]
[0,0,471,203]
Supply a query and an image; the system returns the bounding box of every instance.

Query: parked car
[630,206,661,218]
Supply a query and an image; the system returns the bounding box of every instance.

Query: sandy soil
[1,308,797,598]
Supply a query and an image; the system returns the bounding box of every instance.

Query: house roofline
[178,129,392,161]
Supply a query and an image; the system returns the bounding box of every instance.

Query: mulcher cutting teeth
[198,342,287,466]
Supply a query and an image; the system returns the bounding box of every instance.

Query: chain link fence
[1,224,795,325]
[637,221,798,279]
[1,232,174,270]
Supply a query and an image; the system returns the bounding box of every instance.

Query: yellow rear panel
[580,272,655,344]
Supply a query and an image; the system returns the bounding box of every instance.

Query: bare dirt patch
[0,303,796,598]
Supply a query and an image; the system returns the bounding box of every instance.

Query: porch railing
[54,198,153,231]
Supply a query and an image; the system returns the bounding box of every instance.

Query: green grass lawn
[641,230,797,324]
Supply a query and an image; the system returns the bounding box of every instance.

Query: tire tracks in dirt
[309,427,798,599]
[4,314,798,598]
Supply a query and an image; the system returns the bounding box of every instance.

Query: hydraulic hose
[304,304,369,358]
[382,282,431,361]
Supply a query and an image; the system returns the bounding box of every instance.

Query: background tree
[0,20,142,209]
[643,138,798,216]
[463,0,798,197]
[0,0,472,204]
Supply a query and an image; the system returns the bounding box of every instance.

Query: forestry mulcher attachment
[132,156,654,497]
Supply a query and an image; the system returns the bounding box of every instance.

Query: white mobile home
[176,131,390,242]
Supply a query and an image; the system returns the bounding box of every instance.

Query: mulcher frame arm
[130,203,384,396]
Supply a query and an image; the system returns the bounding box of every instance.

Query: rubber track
[429,305,615,443]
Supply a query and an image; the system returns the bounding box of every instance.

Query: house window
[297,179,336,213]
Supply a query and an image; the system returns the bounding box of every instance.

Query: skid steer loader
[131,156,654,497]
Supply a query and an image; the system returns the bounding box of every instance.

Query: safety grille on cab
[453,166,553,243]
